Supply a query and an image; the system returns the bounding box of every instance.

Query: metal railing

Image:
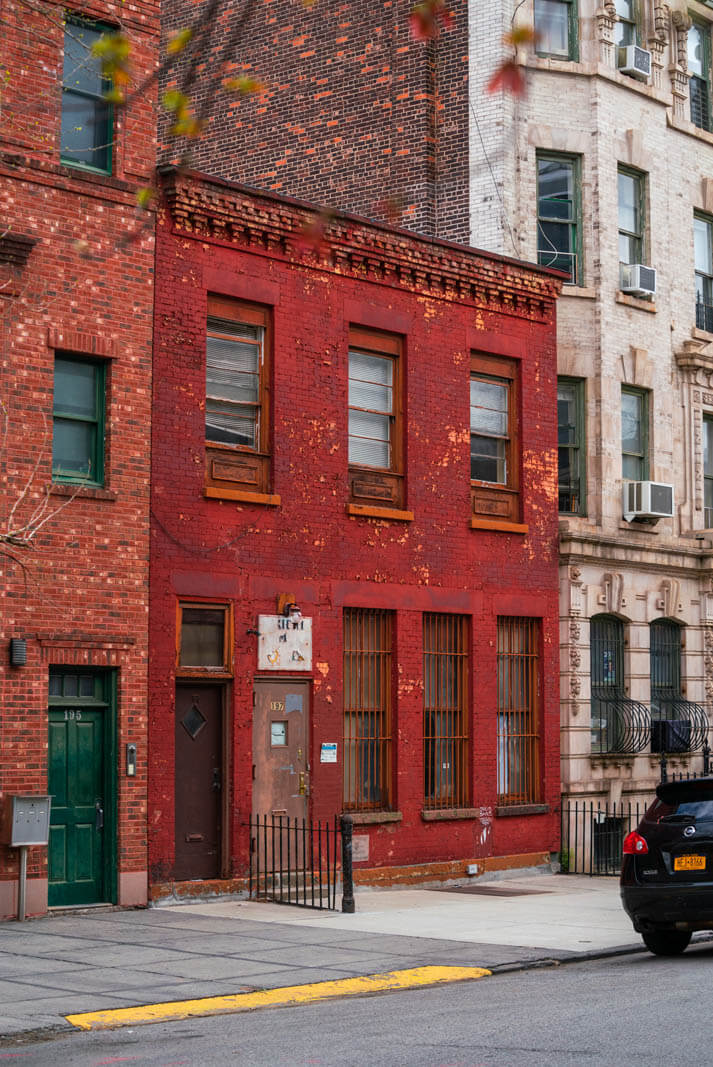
[590,695,650,755]
[560,800,645,875]
[650,699,709,755]
[247,813,355,912]
[696,297,713,333]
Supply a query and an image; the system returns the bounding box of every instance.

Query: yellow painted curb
[65,965,492,1031]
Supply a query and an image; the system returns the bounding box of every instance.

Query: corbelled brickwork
[159,0,469,242]
[149,169,561,888]
[0,0,158,918]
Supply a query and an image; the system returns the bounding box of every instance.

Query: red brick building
[0,0,158,917]
[149,167,562,896]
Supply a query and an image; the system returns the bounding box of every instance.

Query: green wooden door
[48,708,106,905]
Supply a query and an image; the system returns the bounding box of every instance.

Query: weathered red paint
[149,168,562,889]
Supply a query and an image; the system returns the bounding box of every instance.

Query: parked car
[621,776,713,956]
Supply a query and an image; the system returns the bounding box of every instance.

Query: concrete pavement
[0,873,650,1039]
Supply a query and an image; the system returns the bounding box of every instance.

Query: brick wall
[149,171,561,885]
[0,0,158,917]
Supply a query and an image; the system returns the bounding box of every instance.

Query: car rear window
[646,796,713,823]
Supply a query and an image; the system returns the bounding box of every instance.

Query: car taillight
[623,830,649,856]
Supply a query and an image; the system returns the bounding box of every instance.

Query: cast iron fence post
[704,741,711,776]
[340,813,355,913]
[660,752,668,784]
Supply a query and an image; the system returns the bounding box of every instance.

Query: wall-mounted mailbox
[0,794,52,847]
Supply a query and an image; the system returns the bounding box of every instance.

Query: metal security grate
[423,613,469,810]
[497,617,541,806]
[343,609,393,811]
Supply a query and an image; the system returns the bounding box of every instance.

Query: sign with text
[258,615,312,671]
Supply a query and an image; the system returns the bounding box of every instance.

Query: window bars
[423,613,469,810]
[497,617,541,806]
[343,608,393,811]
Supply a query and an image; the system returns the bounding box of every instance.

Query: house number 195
[64,709,82,720]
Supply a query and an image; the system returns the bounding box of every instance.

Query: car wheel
[641,929,692,957]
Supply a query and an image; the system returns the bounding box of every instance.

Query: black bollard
[340,813,355,913]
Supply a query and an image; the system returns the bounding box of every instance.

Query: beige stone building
[469,0,713,832]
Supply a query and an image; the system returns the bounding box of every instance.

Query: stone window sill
[421,808,480,822]
[204,488,281,506]
[50,483,117,501]
[346,504,414,522]
[561,285,596,300]
[470,518,528,534]
[616,292,656,313]
[346,811,403,826]
[496,803,549,818]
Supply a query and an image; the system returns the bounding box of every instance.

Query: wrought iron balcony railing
[650,699,709,754]
[696,297,713,334]
[591,695,650,755]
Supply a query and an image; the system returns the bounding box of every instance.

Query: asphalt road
[5,941,713,1066]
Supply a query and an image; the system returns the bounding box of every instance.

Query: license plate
[674,854,706,872]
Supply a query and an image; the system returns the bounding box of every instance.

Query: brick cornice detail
[158,169,561,322]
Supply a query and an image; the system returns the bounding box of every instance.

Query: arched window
[590,614,625,753]
[650,619,681,707]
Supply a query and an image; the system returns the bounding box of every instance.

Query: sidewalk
[0,874,641,1038]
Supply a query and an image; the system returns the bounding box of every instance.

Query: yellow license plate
[674,854,706,872]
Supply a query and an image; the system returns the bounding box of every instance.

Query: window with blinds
[343,608,393,811]
[423,613,470,810]
[497,617,541,806]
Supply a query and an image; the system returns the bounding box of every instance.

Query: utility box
[0,794,52,847]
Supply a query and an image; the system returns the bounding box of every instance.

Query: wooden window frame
[695,213,713,332]
[176,600,233,678]
[52,354,106,486]
[689,20,712,132]
[496,617,542,807]
[617,166,646,267]
[347,326,405,511]
[534,0,579,61]
[205,295,272,497]
[536,152,581,285]
[61,15,114,175]
[470,352,520,524]
[557,377,586,516]
[614,0,640,49]
[621,385,649,482]
[423,613,470,811]
[343,608,394,812]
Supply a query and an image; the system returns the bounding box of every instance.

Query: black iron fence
[247,813,355,912]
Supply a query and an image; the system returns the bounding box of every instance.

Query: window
[695,214,713,333]
[61,16,113,173]
[470,353,519,523]
[704,415,713,527]
[347,327,404,509]
[423,613,469,810]
[650,620,692,754]
[177,602,231,673]
[536,153,580,284]
[343,608,393,811]
[621,387,649,481]
[614,0,639,49]
[205,296,271,496]
[557,378,585,515]
[618,168,645,266]
[689,21,712,132]
[590,614,625,754]
[497,617,541,807]
[534,0,578,60]
[52,356,105,484]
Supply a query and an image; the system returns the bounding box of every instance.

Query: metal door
[252,680,310,820]
[48,708,106,906]
[174,684,223,880]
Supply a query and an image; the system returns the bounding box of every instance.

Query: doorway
[252,679,310,819]
[174,684,223,880]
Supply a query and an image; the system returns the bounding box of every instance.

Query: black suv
[621,777,713,956]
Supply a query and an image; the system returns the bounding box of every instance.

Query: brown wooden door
[252,680,309,820]
[175,684,223,880]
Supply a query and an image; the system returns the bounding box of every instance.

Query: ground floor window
[423,613,470,810]
[343,608,393,811]
[497,617,541,806]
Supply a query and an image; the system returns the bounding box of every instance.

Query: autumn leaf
[486,59,526,96]
[294,209,334,256]
[93,31,131,102]
[136,186,155,209]
[223,76,265,96]
[505,25,537,49]
[409,0,453,41]
[167,27,193,54]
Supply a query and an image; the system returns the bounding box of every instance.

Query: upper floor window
[621,386,649,481]
[534,0,578,60]
[558,378,585,515]
[618,167,645,266]
[704,414,713,527]
[614,0,640,49]
[347,327,404,510]
[205,296,271,496]
[61,16,113,173]
[695,214,713,333]
[52,355,105,485]
[470,352,520,523]
[536,153,580,284]
[689,21,712,132]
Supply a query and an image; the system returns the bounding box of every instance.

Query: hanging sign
[258,615,312,671]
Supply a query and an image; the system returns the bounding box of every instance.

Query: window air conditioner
[651,719,691,754]
[617,45,652,80]
[622,481,674,522]
[620,263,656,297]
